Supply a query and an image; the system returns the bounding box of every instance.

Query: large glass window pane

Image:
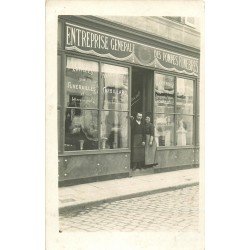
[65,57,99,109]
[155,74,175,113]
[176,115,193,146]
[102,64,129,111]
[176,78,194,114]
[64,109,98,151]
[100,111,128,149]
[155,114,174,146]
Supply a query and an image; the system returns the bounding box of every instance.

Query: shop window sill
[156,145,199,150]
[59,148,131,156]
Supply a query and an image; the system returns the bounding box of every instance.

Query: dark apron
[131,134,145,165]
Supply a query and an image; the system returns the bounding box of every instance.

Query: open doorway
[131,67,155,174]
[131,67,154,118]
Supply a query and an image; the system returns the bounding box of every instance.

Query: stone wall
[99,16,200,49]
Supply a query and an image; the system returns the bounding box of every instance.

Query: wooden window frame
[154,71,198,148]
[58,53,132,154]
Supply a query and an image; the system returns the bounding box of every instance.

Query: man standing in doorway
[131,112,145,171]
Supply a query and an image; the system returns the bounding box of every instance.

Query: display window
[61,55,197,152]
[100,64,129,149]
[63,57,130,151]
[64,57,99,151]
[154,73,196,147]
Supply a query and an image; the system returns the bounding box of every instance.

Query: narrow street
[59,185,199,232]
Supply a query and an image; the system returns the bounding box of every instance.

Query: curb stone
[59,181,199,215]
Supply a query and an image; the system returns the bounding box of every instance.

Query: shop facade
[58,16,200,186]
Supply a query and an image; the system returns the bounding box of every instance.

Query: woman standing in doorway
[144,115,157,167]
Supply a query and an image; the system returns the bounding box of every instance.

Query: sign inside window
[102,64,129,111]
[65,57,99,109]
[155,74,175,113]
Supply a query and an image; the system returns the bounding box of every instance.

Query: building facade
[58,15,200,186]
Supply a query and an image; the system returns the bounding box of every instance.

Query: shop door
[131,67,154,170]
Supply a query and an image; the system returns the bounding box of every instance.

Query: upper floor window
[162,16,199,30]
[184,17,196,28]
[163,17,183,23]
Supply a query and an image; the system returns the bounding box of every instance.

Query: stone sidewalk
[59,168,199,213]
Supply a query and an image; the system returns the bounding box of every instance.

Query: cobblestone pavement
[59,185,199,232]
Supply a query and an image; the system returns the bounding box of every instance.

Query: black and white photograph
[58,13,202,233]
[46,1,204,249]
[5,0,250,250]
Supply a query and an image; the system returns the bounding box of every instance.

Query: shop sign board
[65,23,199,76]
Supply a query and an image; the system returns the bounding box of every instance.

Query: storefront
[58,16,200,186]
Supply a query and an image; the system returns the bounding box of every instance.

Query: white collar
[136,120,141,124]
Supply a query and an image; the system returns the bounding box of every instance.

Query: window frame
[154,71,198,148]
[100,62,130,150]
[58,54,198,155]
[61,54,132,154]
[64,56,100,152]
[184,17,196,28]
